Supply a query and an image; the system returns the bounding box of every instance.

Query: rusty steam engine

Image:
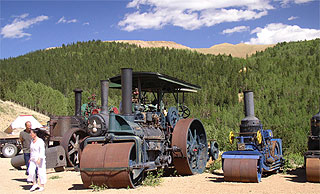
[79,68,218,188]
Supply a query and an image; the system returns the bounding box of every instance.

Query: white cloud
[119,0,273,31]
[1,14,48,39]
[279,0,314,6]
[288,16,298,20]
[246,23,320,44]
[83,22,90,25]
[56,16,78,24]
[222,26,250,34]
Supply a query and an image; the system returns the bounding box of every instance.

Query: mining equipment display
[305,109,320,182]
[222,91,284,183]
[79,68,219,188]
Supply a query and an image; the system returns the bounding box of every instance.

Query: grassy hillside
[0,39,319,154]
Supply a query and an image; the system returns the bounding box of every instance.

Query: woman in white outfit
[27,128,47,192]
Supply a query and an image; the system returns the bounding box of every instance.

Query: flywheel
[172,118,208,175]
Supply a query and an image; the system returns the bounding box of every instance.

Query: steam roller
[79,68,219,188]
[305,109,320,182]
[222,91,284,182]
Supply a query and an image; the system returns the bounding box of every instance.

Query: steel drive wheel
[2,144,18,158]
[172,118,208,175]
[61,128,87,167]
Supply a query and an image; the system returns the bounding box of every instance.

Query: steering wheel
[179,105,190,118]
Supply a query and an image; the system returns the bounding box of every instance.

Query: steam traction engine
[48,89,87,167]
[305,109,320,182]
[222,91,284,182]
[79,68,219,188]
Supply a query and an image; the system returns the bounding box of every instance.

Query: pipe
[244,91,255,117]
[121,68,133,116]
[73,89,83,116]
[100,80,109,115]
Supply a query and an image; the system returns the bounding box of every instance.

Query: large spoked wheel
[172,118,208,175]
[61,128,87,167]
[80,142,144,188]
[167,107,179,128]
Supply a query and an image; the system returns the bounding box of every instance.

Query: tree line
[0,39,319,155]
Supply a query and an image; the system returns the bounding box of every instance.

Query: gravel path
[1,157,319,194]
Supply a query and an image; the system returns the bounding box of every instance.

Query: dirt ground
[0,156,319,194]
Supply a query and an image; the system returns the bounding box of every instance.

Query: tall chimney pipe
[244,91,255,117]
[240,90,261,135]
[73,89,83,116]
[121,68,133,116]
[100,80,109,115]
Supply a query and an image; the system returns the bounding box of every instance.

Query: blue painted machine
[222,91,284,182]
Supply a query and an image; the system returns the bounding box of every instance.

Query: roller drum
[306,158,320,182]
[223,158,260,183]
[80,142,138,188]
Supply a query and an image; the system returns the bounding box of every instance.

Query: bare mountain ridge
[106,40,274,58]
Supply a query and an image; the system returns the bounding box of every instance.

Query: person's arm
[37,140,46,164]
[19,133,23,145]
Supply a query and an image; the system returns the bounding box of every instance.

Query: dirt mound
[107,40,274,58]
[0,100,49,132]
[194,43,274,58]
[107,40,191,50]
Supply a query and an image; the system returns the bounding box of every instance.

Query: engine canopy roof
[109,72,200,93]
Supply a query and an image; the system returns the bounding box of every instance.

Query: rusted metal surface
[172,118,207,175]
[60,128,87,167]
[223,159,259,183]
[80,142,135,188]
[306,158,320,182]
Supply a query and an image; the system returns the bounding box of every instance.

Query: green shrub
[142,169,163,187]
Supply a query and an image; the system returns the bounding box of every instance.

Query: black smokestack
[244,91,255,117]
[121,68,133,116]
[100,80,109,115]
[73,89,83,116]
[240,90,261,135]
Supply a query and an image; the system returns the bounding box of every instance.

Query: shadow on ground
[283,167,306,183]
[12,178,27,183]
[20,184,32,190]
[68,184,88,190]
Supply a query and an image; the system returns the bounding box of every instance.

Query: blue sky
[0,0,319,59]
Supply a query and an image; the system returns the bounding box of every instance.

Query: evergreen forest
[0,39,319,156]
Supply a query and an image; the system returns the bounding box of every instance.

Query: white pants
[27,159,47,185]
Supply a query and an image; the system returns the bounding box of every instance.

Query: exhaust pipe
[240,91,261,134]
[73,89,83,116]
[244,91,255,117]
[121,68,134,121]
[121,68,133,115]
[100,80,109,115]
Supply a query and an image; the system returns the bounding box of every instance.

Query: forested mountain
[0,39,319,155]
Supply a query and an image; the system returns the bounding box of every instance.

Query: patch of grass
[142,169,163,187]
[207,160,222,173]
[90,184,108,192]
[282,153,304,174]
[49,175,61,180]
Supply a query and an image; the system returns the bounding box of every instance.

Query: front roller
[223,156,261,183]
[172,118,208,175]
[306,157,320,182]
[80,142,143,188]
